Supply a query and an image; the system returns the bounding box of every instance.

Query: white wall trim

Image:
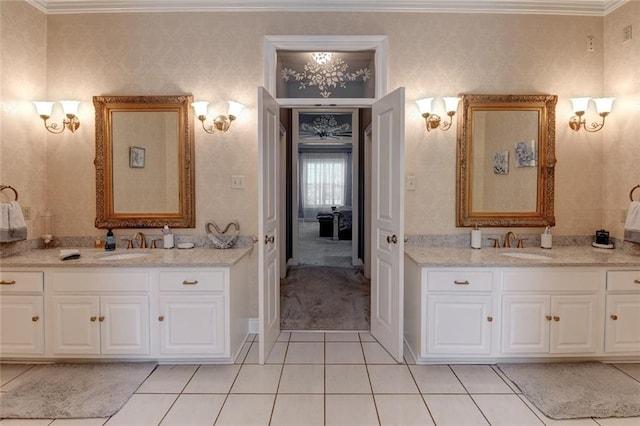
[25,0,628,16]
[248,317,259,334]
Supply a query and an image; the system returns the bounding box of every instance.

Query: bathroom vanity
[0,247,251,363]
[404,246,640,363]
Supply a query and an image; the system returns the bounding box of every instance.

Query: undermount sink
[500,252,552,260]
[98,252,150,261]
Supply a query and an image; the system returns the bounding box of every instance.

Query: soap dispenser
[471,224,482,249]
[105,229,116,251]
[162,225,174,249]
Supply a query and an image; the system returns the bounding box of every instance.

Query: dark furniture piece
[316,206,352,240]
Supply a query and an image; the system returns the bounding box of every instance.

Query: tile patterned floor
[1,332,639,425]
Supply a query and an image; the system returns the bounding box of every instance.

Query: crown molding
[24,0,629,16]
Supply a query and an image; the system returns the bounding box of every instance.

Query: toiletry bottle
[163,225,174,249]
[541,226,552,249]
[471,224,482,249]
[105,229,116,251]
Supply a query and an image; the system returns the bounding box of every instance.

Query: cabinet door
[159,295,225,355]
[52,295,100,354]
[426,295,493,354]
[100,296,149,354]
[0,296,44,354]
[605,294,640,353]
[550,295,598,353]
[502,295,550,354]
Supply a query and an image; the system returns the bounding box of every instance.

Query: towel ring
[631,185,640,202]
[0,184,18,201]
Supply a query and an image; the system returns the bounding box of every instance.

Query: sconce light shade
[417,96,459,132]
[33,100,80,134]
[593,97,615,114]
[192,100,244,134]
[33,101,55,118]
[442,97,461,114]
[569,96,614,133]
[570,97,591,114]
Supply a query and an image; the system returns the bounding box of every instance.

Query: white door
[52,295,100,354]
[0,296,44,354]
[550,295,598,353]
[370,87,405,362]
[605,294,640,352]
[258,86,281,364]
[100,295,149,355]
[501,295,550,354]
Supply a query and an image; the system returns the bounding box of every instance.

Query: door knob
[386,234,398,244]
[487,316,493,322]
[264,235,275,244]
[610,314,618,320]
[98,316,105,322]
[90,316,97,322]
[545,315,552,321]
[158,315,165,322]
[553,316,560,322]
[32,315,40,322]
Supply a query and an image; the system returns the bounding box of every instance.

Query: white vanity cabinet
[49,270,150,356]
[501,269,602,355]
[157,270,226,356]
[404,259,499,361]
[605,270,640,353]
[0,271,44,355]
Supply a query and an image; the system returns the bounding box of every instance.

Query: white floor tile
[612,363,640,382]
[182,364,240,394]
[277,332,291,342]
[595,417,640,425]
[243,342,259,364]
[50,420,106,426]
[362,342,397,364]
[285,342,324,364]
[472,394,543,425]
[517,394,600,425]
[278,364,324,393]
[491,365,522,393]
[450,364,513,394]
[266,342,288,364]
[0,365,33,388]
[270,394,324,426]
[289,331,324,342]
[0,420,54,426]
[136,365,197,394]
[410,364,467,394]
[230,364,282,394]
[367,365,419,394]
[424,394,489,425]
[325,394,379,426]
[215,394,275,426]
[325,364,371,394]
[375,394,434,426]
[234,341,251,364]
[359,332,377,342]
[325,342,365,364]
[104,393,177,426]
[159,394,225,426]
[325,332,361,342]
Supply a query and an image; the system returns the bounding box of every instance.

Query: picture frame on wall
[493,151,509,175]
[129,146,145,168]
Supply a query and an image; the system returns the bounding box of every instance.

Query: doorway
[280,107,372,330]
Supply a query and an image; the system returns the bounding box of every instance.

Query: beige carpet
[498,362,640,419]
[0,362,156,419]
[281,266,370,330]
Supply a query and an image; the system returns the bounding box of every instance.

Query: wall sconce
[416,97,461,132]
[33,100,81,134]
[191,100,244,133]
[569,97,614,133]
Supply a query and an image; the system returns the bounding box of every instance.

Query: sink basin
[98,252,149,261]
[501,252,552,260]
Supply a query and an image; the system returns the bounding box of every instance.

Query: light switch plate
[231,175,245,189]
[406,176,417,191]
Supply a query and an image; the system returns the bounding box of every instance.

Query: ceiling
[25,0,628,16]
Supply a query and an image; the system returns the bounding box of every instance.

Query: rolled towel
[624,201,640,244]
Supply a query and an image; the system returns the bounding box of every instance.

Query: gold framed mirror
[456,94,557,227]
[94,95,195,228]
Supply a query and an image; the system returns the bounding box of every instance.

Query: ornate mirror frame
[456,94,557,227]
[94,94,195,229]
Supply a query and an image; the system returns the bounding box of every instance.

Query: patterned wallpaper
[1,2,632,242]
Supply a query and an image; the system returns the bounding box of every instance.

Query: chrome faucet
[130,232,147,249]
[504,231,518,248]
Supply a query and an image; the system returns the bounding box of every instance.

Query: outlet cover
[621,208,628,223]
[22,206,31,220]
[623,25,632,42]
[231,175,245,189]
[406,176,417,191]
[586,36,595,52]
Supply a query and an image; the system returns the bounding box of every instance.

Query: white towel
[624,201,640,244]
[0,201,27,243]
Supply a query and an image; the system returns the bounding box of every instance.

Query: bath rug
[0,362,156,419]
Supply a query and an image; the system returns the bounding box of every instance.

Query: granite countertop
[0,246,253,268]
[404,245,640,268]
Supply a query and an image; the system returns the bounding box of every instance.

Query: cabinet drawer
[0,272,43,293]
[426,271,493,292]
[159,270,225,292]
[607,271,640,292]
[503,270,599,292]
[52,271,149,292]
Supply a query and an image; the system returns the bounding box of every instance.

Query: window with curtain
[299,151,352,219]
